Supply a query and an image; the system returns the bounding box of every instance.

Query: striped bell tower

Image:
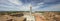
[26,6,35,21]
[30,6,32,16]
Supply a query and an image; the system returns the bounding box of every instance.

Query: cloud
[8,0,22,5]
[36,4,60,11]
[20,0,43,3]
[44,0,60,4]
[0,0,22,11]
[0,0,44,11]
[0,0,60,11]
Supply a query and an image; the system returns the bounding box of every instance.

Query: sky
[0,0,60,11]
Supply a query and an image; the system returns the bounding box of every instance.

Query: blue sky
[0,0,60,11]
